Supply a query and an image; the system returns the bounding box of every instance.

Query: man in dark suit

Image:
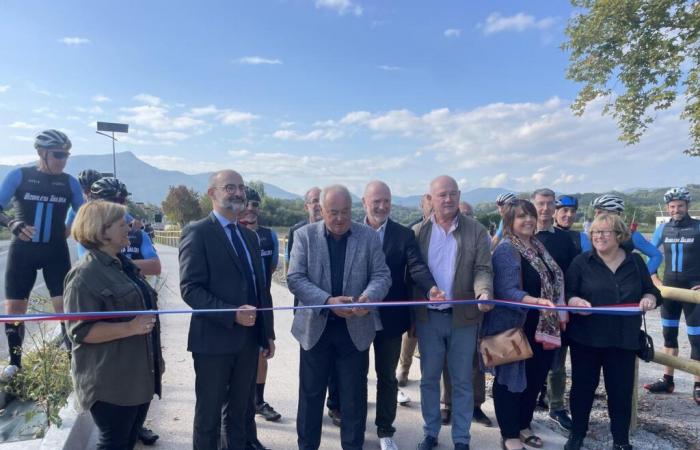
[288,184,392,450]
[361,181,439,450]
[179,169,275,450]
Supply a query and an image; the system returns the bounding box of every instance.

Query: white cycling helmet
[495,192,516,206]
[591,194,625,213]
[663,187,691,204]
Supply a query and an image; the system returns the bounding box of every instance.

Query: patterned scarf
[509,234,565,349]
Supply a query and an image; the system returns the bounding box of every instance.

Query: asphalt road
[0,239,79,361]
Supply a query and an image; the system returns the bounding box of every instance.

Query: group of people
[0,129,698,450]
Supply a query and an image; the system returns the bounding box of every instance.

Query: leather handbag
[637,313,654,362]
[480,327,533,368]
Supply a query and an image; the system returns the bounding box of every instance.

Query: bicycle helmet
[78,169,103,191]
[663,187,691,204]
[34,129,72,151]
[495,192,516,206]
[90,177,129,203]
[591,194,625,213]
[555,195,579,210]
[244,186,261,203]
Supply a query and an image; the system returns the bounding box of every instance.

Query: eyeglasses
[50,151,70,160]
[247,201,260,208]
[217,184,245,194]
[591,230,615,237]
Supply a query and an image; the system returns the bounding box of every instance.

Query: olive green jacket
[64,249,163,411]
[412,214,494,327]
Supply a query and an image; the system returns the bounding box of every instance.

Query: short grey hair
[304,186,321,203]
[531,188,555,200]
[321,184,352,208]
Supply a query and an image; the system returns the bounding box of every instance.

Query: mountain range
[0,152,515,207]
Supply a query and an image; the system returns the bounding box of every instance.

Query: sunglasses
[50,151,70,160]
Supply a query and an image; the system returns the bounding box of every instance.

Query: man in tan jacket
[413,175,493,450]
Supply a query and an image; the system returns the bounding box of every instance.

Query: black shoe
[417,435,438,450]
[643,377,674,393]
[564,435,584,450]
[472,406,493,427]
[454,444,470,450]
[138,427,159,446]
[245,438,271,450]
[536,391,548,410]
[255,402,282,422]
[328,408,341,427]
[693,384,700,405]
[440,408,451,425]
[549,409,572,431]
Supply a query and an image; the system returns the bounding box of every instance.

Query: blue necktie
[227,224,258,306]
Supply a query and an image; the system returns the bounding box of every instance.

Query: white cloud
[188,105,220,117]
[92,94,111,102]
[59,37,90,46]
[315,0,363,16]
[229,149,251,157]
[0,85,9,93]
[133,93,162,106]
[340,111,372,125]
[273,128,344,141]
[444,28,462,38]
[481,12,556,35]
[76,105,103,114]
[152,131,190,141]
[482,172,510,188]
[138,155,221,174]
[11,135,33,143]
[219,111,259,125]
[235,56,282,65]
[8,121,39,130]
[379,65,402,71]
[119,105,204,131]
[0,154,35,165]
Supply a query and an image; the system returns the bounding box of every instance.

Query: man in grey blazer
[287,184,392,450]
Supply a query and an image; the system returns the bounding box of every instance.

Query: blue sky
[0,1,694,196]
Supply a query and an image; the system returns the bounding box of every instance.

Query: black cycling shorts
[4,239,71,299]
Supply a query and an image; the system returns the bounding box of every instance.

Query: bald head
[363,180,392,229]
[321,184,353,237]
[428,175,460,222]
[207,170,246,219]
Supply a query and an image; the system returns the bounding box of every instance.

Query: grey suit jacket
[288,221,392,351]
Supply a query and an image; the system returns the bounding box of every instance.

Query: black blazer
[179,213,274,355]
[379,219,436,337]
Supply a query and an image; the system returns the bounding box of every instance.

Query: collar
[324,223,352,240]
[670,214,692,227]
[212,210,238,229]
[364,216,388,232]
[537,222,555,233]
[90,248,123,268]
[430,213,459,232]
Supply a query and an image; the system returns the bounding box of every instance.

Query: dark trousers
[193,330,259,450]
[297,319,370,450]
[570,341,636,445]
[373,332,402,438]
[220,353,259,449]
[492,342,555,439]
[326,369,340,411]
[90,401,150,450]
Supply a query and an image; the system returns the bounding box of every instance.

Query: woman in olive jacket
[64,200,163,450]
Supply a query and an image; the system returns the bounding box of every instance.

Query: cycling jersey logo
[23,193,67,203]
[665,237,695,244]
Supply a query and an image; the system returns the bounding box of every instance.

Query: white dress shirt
[427,214,458,310]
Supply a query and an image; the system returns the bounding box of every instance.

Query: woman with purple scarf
[482,199,567,450]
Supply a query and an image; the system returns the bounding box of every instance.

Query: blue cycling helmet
[556,195,579,210]
[34,129,72,151]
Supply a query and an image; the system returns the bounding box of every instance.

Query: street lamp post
[96,121,129,177]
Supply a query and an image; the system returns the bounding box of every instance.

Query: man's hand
[129,314,157,336]
[568,297,592,315]
[235,305,257,327]
[262,339,276,359]
[327,296,355,318]
[352,295,370,317]
[477,292,493,312]
[428,286,445,302]
[9,220,35,241]
[639,297,656,312]
[691,285,700,291]
[651,274,664,288]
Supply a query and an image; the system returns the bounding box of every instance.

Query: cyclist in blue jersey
[65,169,103,234]
[491,192,516,248]
[554,195,592,253]
[238,187,281,429]
[645,187,700,404]
[591,194,662,274]
[0,130,84,378]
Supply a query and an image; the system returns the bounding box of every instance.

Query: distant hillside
[0,152,300,204]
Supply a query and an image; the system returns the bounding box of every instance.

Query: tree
[199,192,213,216]
[161,185,202,226]
[563,0,700,154]
[247,180,266,198]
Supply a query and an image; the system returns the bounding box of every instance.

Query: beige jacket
[413,214,493,327]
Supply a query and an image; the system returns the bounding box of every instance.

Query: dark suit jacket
[378,219,436,337]
[179,213,274,355]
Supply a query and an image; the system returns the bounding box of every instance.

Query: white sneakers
[380,437,399,450]
[0,365,19,383]
[397,389,411,406]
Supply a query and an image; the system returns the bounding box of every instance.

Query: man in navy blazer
[361,181,439,450]
[179,170,275,450]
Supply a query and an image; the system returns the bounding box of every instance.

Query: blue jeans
[416,310,477,445]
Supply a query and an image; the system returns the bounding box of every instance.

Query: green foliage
[476,212,502,230]
[161,185,203,226]
[199,193,213,216]
[5,326,72,430]
[247,180,266,198]
[564,0,700,154]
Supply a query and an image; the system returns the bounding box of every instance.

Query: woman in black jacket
[564,214,659,450]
